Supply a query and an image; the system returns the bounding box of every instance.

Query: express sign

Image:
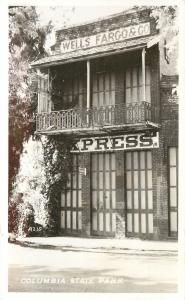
[61,22,150,53]
[71,132,159,153]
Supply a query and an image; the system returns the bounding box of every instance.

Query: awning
[31,34,160,69]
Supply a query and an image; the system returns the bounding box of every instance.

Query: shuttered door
[60,155,82,234]
[168,147,178,237]
[91,153,116,236]
[92,71,115,107]
[126,151,153,238]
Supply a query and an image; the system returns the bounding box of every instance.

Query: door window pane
[67,191,71,207]
[127,213,132,232]
[126,152,132,170]
[72,191,76,207]
[112,213,116,231]
[111,154,116,170]
[106,213,110,232]
[112,172,116,189]
[105,154,110,170]
[127,191,132,209]
[170,167,176,186]
[92,172,97,189]
[170,212,177,232]
[99,191,104,209]
[78,191,82,207]
[99,172,103,189]
[147,151,152,169]
[99,213,104,231]
[141,191,146,209]
[126,171,132,189]
[148,190,153,209]
[78,211,82,230]
[134,171,138,189]
[92,191,97,209]
[147,170,152,189]
[140,171,145,189]
[169,147,177,166]
[141,214,146,233]
[72,212,77,230]
[105,172,110,189]
[67,211,71,229]
[148,213,153,233]
[133,152,138,169]
[92,212,97,230]
[170,187,177,207]
[134,214,139,233]
[140,152,145,169]
[134,191,139,209]
[112,191,116,209]
[99,154,104,170]
[105,191,110,209]
[92,154,97,170]
[61,211,65,229]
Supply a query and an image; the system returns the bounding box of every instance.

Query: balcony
[36,101,159,136]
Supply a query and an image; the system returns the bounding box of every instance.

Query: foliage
[9,137,49,236]
[9,134,75,236]
[9,6,52,193]
[41,135,74,235]
[150,6,178,54]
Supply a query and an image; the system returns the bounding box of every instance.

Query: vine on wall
[40,135,75,235]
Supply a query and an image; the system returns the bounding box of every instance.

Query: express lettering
[72,133,156,152]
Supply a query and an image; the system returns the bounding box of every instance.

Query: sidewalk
[15,236,178,255]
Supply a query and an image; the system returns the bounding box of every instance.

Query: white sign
[61,22,150,53]
[71,132,159,153]
[78,167,86,176]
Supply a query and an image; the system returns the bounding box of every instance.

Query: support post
[87,60,90,109]
[87,60,91,126]
[142,48,146,102]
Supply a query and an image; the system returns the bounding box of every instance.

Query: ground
[8,243,177,293]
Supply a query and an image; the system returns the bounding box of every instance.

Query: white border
[0,1,184,300]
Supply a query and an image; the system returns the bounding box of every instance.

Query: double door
[91,151,154,238]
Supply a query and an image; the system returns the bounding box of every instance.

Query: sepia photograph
[0,1,184,298]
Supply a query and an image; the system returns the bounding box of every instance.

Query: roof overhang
[31,35,160,69]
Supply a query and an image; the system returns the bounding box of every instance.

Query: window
[168,147,178,236]
[38,73,51,113]
[125,65,151,104]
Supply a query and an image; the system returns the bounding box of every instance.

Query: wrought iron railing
[36,102,158,132]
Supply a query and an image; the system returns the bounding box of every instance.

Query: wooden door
[125,151,154,238]
[60,155,82,234]
[91,153,116,236]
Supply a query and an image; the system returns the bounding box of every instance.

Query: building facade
[32,7,178,240]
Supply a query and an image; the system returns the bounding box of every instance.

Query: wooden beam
[87,60,90,109]
[142,48,146,102]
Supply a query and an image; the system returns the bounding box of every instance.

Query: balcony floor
[35,121,160,137]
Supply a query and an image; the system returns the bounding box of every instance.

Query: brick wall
[115,152,125,238]
[79,153,91,236]
[152,74,178,240]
